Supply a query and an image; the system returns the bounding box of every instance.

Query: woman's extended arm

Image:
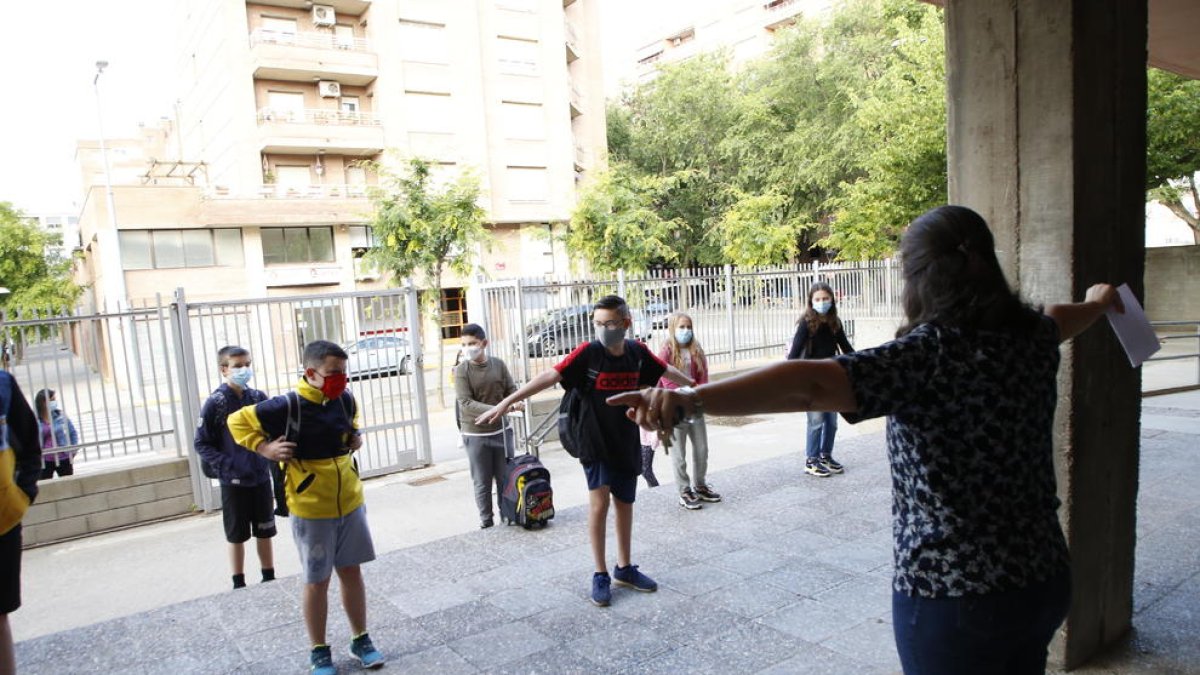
[607,359,856,433]
[1045,283,1124,342]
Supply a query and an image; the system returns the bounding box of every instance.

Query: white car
[344,335,413,379]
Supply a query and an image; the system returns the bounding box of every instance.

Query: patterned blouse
[836,316,1070,597]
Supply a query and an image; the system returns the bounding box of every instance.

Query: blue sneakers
[613,564,658,592]
[349,632,385,669]
[309,645,335,675]
[591,572,612,606]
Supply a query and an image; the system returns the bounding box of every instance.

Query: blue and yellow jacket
[227,378,362,519]
[1,371,41,535]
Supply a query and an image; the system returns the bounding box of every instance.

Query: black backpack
[557,341,641,464]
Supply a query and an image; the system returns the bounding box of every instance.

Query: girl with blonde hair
[655,312,720,510]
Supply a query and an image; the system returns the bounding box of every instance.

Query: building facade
[76,0,606,337]
[631,0,826,82]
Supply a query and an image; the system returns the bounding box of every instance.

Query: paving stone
[448,623,558,669]
[811,537,893,574]
[656,562,745,597]
[811,575,893,621]
[819,617,902,671]
[755,645,894,675]
[757,597,865,643]
[697,579,801,619]
[756,560,859,597]
[754,527,844,558]
[525,599,636,637]
[489,646,607,675]
[393,644,481,674]
[565,622,678,671]
[484,581,581,619]
[386,579,480,618]
[413,600,512,643]
[709,546,802,577]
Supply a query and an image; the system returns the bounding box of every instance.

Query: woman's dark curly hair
[897,205,1040,337]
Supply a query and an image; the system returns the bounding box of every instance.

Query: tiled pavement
[15,392,1200,674]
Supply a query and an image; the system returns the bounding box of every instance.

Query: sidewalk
[12,392,1200,673]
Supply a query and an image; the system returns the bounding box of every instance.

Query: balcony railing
[204,184,371,200]
[257,108,382,126]
[249,29,372,52]
[763,0,798,10]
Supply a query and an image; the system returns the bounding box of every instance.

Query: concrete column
[945,0,1147,668]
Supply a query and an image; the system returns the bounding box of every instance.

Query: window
[118,229,242,270]
[497,37,539,75]
[334,24,355,48]
[340,97,360,113]
[261,16,298,43]
[266,91,305,121]
[500,101,545,140]
[398,20,449,64]
[404,92,454,132]
[275,165,313,187]
[506,166,549,202]
[261,227,336,265]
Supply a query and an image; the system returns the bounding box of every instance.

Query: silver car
[344,335,413,379]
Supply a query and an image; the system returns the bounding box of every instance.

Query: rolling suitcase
[499,414,555,529]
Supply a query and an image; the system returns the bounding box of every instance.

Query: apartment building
[76,0,606,336]
[632,0,829,81]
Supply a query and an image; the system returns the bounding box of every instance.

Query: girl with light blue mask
[786,282,855,477]
[650,312,720,509]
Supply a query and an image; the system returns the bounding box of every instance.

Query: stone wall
[22,459,195,548]
[1146,245,1200,323]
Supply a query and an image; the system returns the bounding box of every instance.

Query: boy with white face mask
[193,345,275,590]
[454,324,520,528]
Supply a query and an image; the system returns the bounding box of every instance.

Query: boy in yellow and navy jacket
[227,340,384,675]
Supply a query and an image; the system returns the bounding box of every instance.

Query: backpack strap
[580,343,604,393]
[284,391,302,443]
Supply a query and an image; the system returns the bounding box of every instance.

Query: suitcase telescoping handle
[503,411,525,458]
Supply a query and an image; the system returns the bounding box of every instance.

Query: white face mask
[463,345,483,361]
[675,328,693,345]
[48,400,61,413]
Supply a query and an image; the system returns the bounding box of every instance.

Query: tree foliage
[1146,68,1200,239]
[0,202,82,314]
[363,157,489,406]
[575,0,1198,266]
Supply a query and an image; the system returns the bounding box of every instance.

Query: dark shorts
[221,483,278,544]
[583,461,638,504]
[0,524,22,614]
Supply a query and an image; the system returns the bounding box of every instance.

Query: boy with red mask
[227,340,383,675]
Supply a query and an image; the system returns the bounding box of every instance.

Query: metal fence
[473,260,904,385]
[0,285,433,511]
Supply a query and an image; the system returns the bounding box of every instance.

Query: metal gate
[172,286,433,511]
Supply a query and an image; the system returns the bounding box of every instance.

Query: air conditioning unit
[318,81,342,98]
[312,5,336,26]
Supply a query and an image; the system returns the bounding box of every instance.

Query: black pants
[41,458,74,479]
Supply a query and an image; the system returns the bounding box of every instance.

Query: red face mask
[315,372,347,400]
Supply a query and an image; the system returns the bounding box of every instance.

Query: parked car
[523,305,593,356]
[629,308,654,342]
[344,335,413,379]
[644,301,673,329]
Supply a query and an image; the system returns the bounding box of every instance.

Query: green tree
[566,163,678,272]
[0,202,82,314]
[363,157,489,407]
[606,53,741,266]
[0,202,83,365]
[824,3,947,259]
[1146,68,1200,242]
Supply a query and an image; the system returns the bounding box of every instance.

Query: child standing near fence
[657,313,720,510]
[35,389,79,479]
[193,346,276,590]
[227,340,384,675]
[787,282,855,477]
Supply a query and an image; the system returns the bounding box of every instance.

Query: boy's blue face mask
[228,367,253,387]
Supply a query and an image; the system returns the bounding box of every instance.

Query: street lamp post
[92,60,128,312]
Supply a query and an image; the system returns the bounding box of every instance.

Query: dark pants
[41,458,74,479]
[892,571,1070,675]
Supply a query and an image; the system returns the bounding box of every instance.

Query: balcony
[205,183,370,200]
[247,0,371,13]
[256,108,385,155]
[574,144,589,171]
[763,0,802,29]
[564,20,580,63]
[249,29,378,86]
[568,84,584,118]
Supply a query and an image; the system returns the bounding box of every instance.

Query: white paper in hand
[1105,284,1160,367]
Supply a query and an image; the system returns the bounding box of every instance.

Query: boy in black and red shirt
[478,295,694,606]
